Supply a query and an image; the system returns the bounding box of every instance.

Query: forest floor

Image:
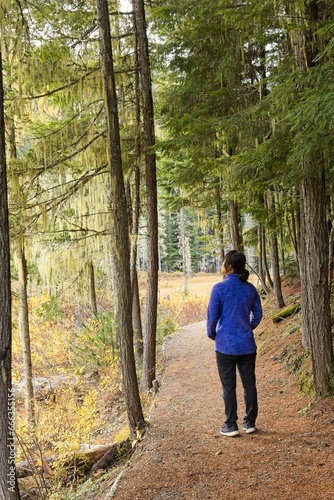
[93,282,334,500]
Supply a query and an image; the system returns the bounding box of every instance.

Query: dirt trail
[104,320,334,500]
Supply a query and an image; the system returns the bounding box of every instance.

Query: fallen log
[90,439,132,474]
[16,458,55,478]
[81,444,115,464]
[16,460,38,479]
[15,375,77,401]
[16,445,114,479]
[271,303,301,323]
[16,440,133,484]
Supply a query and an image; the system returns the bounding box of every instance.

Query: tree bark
[292,0,334,394]
[215,184,225,267]
[257,223,270,294]
[132,270,143,358]
[89,260,98,316]
[267,190,285,308]
[286,204,299,261]
[0,50,21,500]
[179,206,189,295]
[229,200,243,252]
[287,189,300,260]
[128,167,143,359]
[299,167,334,393]
[328,208,334,293]
[90,439,132,474]
[8,111,35,428]
[269,234,285,309]
[133,0,159,390]
[17,244,35,428]
[131,41,143,359]
[96,0,145,433]
[262,230,274,290]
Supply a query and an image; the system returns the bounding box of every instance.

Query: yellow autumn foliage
[12,274,214,493]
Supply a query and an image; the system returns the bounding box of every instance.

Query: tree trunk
[8,106,35,429]
[128,169,143,359]
[215,185,225,267]
[257,194,274,290]
[261,225,274,290]
[0,50,21,500]
[89,260,98,316]
[258,223,266,285]
[298,195,310,351]
[132,270,143,358]
[133,0,159,390]
[263,239,274,290]
[229,200,243,251]
[299,167,334,393]
[293,200,301,260]
[279,223,285,276]
[129,170,143,359]
[286,203,299,261]
[269,235,285,309]
[257,223,270,294]
[291,0,334,394]
[96,0,145,433]
[267,190,285,308]
[17,244,35,428]
[179,206,189,295]
[131,42,143,359]
[328,209,334,293]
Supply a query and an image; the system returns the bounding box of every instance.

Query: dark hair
[224,250,249,283]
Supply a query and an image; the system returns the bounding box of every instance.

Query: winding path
[105,320,334,499]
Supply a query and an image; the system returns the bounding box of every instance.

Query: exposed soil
[96,301,334,499]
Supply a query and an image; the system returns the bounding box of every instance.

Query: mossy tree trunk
[8,113,35,428]
[299,168,334,393]
[96,0,145,433]
[0,49,21,500]
[133,0,159,390]
[131,42,143,359]
[129,169,143,359]
[89,261,97,316]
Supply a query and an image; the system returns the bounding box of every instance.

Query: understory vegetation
[13,274,210,498]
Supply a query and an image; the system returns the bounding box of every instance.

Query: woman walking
[207,250,263,437]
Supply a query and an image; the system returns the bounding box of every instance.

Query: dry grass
[157,272,221,299]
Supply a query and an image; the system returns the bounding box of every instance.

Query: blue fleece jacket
[206,273,263,355]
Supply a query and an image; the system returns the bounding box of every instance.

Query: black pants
[216,351,258,427]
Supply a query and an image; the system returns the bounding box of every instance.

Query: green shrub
[34,296,65,320]
[71,311,118,371]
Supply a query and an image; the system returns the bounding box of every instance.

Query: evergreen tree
[132,0,159,391]
[96,0,145,434]
[0,48,21,500]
